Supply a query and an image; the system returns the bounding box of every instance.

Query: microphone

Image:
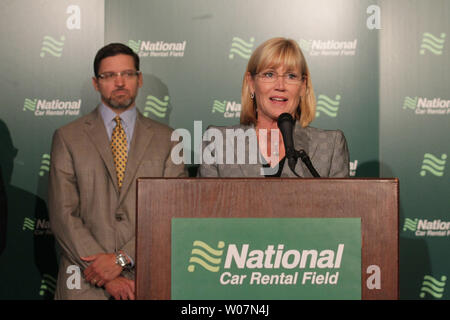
[277,113,321,178]
[277,113,298,174]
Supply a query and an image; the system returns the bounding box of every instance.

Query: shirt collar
[100,103,137,129]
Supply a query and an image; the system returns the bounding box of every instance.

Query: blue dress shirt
[99,103,137,153]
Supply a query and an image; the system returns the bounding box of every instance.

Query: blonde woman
[199,37,349,178]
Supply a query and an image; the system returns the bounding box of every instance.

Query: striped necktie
[111,116,128,189]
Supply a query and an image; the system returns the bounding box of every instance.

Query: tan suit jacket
[48,107,186,299]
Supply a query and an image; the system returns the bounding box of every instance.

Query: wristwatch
[115,252,131,269]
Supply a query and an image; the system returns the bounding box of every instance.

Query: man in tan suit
[48,43,186,300]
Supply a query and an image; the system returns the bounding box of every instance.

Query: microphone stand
[297,149,320,177]
[286,149,321,178]
[277,112,320,178]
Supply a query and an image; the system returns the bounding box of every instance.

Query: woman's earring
[251,92,255,99]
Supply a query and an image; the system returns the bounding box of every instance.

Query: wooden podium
[135,178,398,300]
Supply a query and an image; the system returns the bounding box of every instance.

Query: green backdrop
[0,0,448,299]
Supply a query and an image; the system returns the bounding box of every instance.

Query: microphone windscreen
[277,113,296,159]
[277,113,294,127]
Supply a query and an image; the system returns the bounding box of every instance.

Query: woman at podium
[198,37,349,178]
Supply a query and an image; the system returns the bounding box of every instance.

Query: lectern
[136,178,398,300]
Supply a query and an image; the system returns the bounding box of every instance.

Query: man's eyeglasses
[97,70,141,81]
[255,71,305,84]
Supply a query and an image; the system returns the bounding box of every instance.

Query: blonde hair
[240,37,316,127]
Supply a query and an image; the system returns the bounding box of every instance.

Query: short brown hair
[93,43,140,77]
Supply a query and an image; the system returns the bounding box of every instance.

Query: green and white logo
[39,274,57,297]
[188,240,225,273]
[299,39,313,52]
[144,95,169,119]
[39,154,51,176]
[212,99,241,118]
[40,35,65,58]
[24,98,37,112]
[403,96,450,115]
[172,218,361,300]
[420,32,446,55]
[316,94,341,118]
[403,96,418,110]
[128,39,186,57]
[128,40,141,54]
[228,37,255,60]
[23,217,53,235]
[420,153,447,177]
[22,217,36,231]
[403,218,418,232]
[299,39,357,56]
[212,100,226,113]
[403,218,450,237]
[420,275,447,299]
[23,98,81,116]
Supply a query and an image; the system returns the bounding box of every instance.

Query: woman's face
[248,64,306,124]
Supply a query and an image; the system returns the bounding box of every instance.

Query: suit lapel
[84,107,119,193]
[293,125,317,157]
[118,112,154,204]
[284,125,317,177]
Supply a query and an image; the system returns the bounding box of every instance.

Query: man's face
[92,54,143,112]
